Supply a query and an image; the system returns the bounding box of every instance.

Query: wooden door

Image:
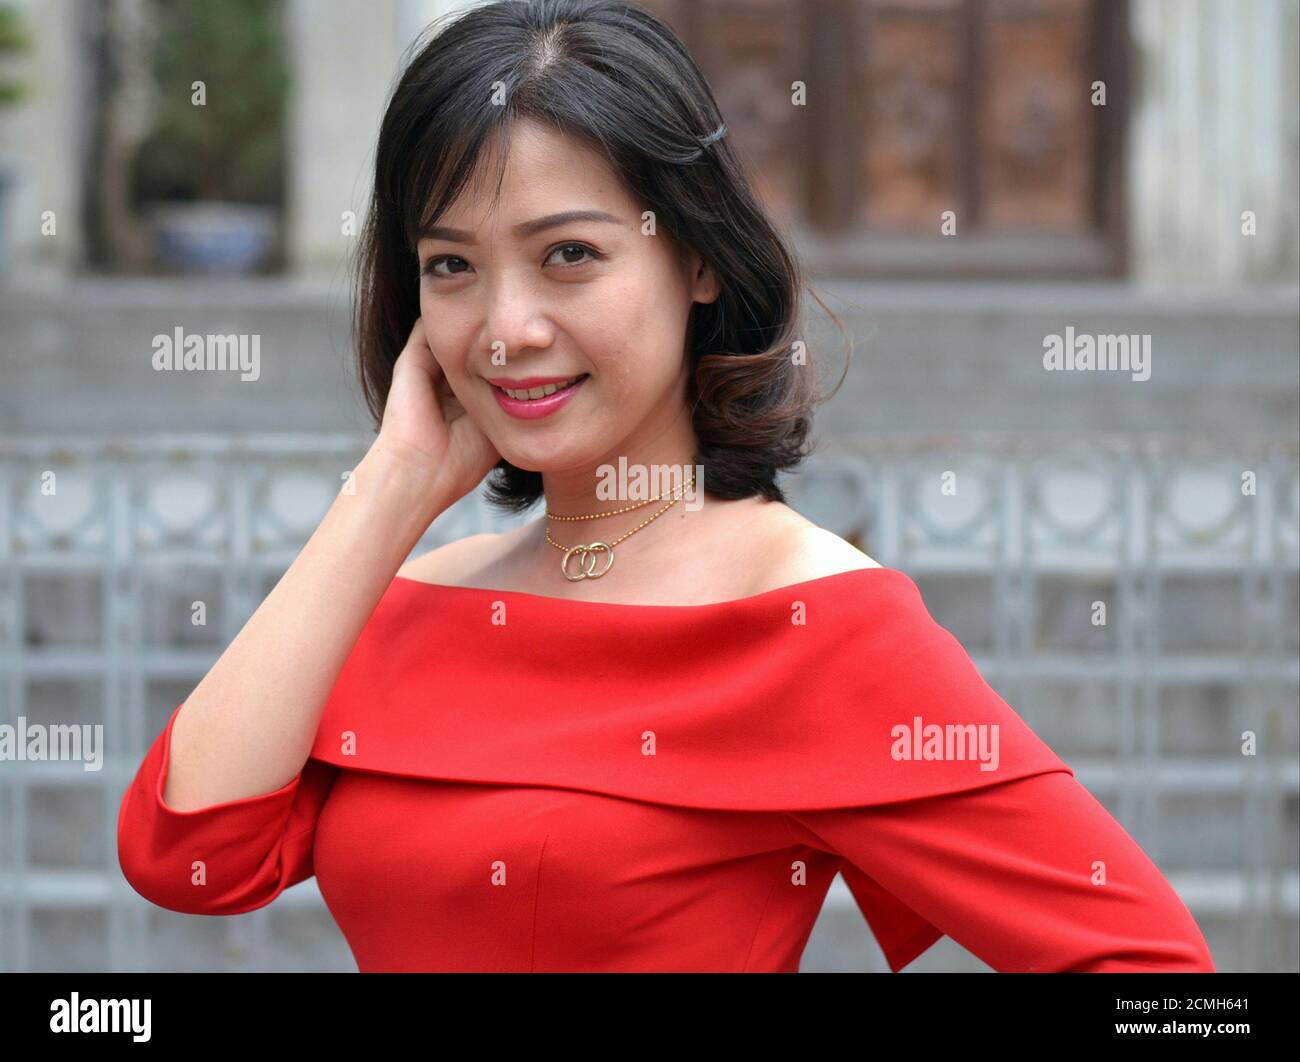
[642,0,1129,277]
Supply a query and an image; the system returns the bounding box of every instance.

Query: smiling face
[414,118,719,478]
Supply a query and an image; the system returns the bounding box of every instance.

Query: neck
[542,458,702,517]
[528,437,712,569]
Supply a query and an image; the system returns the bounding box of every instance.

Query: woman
[117,0,1215,973]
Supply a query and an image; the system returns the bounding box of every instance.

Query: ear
[688,253,721,306]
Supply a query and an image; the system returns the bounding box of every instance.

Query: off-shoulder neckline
[390,565,903,612]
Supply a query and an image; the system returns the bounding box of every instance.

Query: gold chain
[544,474,696,581]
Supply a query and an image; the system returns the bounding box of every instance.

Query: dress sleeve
[116,703,339,916]
[784,768,1216,973]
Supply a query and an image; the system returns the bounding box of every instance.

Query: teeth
[501,376,582,400]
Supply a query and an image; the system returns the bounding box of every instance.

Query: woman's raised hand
[372,317,502,507]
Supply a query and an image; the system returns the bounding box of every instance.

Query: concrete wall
[3,278,1295,438]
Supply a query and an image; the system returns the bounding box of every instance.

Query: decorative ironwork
[2,432,1295,971]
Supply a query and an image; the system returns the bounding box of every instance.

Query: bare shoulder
[397,529,513,586]
[748,504,883,591]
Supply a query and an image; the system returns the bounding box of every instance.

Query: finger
[437,371,466,417]
[404,315,429,351]
[400,317,438,371]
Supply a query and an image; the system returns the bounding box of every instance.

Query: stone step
[1,279,1295,434]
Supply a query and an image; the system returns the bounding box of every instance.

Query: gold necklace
[545,474,696,581]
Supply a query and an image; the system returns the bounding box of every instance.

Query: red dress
[116,568,1216,972]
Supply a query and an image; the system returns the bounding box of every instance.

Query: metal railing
[1,432,1296,971]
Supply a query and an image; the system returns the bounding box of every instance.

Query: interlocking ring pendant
[561,541,614,581]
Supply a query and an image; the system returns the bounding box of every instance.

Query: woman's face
[414,118,718,474]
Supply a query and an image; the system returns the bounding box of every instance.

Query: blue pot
[149,202,277,274]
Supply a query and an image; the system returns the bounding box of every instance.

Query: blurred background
[0,0,1296,972]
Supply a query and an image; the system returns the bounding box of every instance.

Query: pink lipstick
[488,373,589,421]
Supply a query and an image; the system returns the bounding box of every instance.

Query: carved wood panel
[640,0,1127,275]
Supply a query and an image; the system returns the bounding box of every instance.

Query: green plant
[0,3,32,106]
[133,0,289,204]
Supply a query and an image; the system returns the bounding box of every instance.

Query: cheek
[418,294,472,376]
[580,279,683,381]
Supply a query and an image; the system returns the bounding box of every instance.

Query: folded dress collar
[307,568,1073,810]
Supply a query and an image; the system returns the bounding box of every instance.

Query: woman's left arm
[784,768,1217,973]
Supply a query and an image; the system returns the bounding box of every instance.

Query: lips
[493,375,587,400]
[489,373,589,420]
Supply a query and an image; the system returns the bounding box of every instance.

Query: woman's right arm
[118,441,458,914]
[161,441,449,811]
[162,318,500,812]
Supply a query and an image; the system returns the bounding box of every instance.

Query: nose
[481,272,556,368]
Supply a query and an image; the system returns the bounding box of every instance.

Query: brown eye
[544,243,602,267]
[423,256,470,278]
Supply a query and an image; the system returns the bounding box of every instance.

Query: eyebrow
[417,209,625,244]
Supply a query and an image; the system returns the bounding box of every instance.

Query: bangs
[397,112,515,253]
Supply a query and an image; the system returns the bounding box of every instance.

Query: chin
[491,442,570,474]
[496,440,606,476]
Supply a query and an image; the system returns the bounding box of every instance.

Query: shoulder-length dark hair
[353,0,849,516]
